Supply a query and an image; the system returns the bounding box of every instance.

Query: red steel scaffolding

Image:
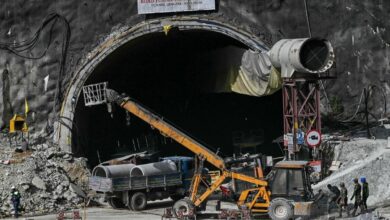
[282,79,321,156]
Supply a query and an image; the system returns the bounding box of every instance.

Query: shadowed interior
[71,30,283,168]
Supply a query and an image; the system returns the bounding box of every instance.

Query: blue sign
[297,129,305,145]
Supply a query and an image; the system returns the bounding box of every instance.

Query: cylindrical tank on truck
[89,156,194,211]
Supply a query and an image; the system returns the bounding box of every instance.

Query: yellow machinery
[102,88,272,215]
[83,84,318,219]
[9,114,28,133]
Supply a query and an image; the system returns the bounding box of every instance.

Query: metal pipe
[92,164,136,178]
[130,160,177,177]
[269,38,334,78]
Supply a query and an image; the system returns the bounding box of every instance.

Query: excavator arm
[106,89,226,170]
[105,88,270,212]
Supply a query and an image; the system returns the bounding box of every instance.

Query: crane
[103,88,271,215]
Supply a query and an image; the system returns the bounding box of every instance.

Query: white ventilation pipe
[268,38,334,78]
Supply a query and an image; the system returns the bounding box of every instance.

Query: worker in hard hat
[338,182,349,217]
[361,177,369,211]
[350,178,363,216]
[10,186,21,218]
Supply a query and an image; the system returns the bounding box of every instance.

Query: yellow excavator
[103,88,271,210]
[81,85,317,219]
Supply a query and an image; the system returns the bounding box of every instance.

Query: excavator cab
[266,161,316,220]
[268,161,314,201]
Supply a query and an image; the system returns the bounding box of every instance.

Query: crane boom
[106,89,226,170]
[105,88,270,212]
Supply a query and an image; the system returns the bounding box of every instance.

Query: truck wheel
[108,197,125,209]
[268,198,293,220]
[130,192,147,211]
[173,198,195,217]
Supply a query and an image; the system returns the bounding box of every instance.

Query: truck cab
[161,156,194,197]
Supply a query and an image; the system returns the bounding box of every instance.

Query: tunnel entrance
[70,29,283,168]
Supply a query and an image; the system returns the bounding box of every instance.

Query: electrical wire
[337,84,387,124]
[339,89,365,123]
[303,0,312,38]
[0,13,62,59]
[368,84,387,119]
[0,13,71,114]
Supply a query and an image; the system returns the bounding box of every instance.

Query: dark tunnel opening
[72,30,284,168]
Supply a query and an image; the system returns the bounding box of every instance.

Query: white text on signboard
[138,0,216,14]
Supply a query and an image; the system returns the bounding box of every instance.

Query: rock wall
[0,0,389,134]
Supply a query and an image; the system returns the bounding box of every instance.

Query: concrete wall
[0,0,389,135]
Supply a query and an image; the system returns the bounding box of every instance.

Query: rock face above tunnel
[0,0,389,136]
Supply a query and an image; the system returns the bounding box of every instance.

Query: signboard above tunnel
[137,0,216,14]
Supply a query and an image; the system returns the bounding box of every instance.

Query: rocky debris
[313,138,390,207]
[32,176,46,190]
[0,140,91,218]
[70,183,87,199]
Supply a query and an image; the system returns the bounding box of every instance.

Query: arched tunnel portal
[56,17,284,167]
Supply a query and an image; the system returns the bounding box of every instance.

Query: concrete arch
[54,16,271,152]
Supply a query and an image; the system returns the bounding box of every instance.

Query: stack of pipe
[92,164,136,178]
[130,160,177,177]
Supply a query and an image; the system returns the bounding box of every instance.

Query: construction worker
[10,186,21,218]
[350,178,363,216]
[361,177,369,211]
[327,184,340,212]
[338,182,349,217]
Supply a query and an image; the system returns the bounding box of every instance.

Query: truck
[83,84,323,219]
[89,156,194,211]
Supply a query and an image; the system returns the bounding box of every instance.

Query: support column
[282,79,321,159]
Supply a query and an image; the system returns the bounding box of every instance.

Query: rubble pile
[313,138,390,207]
[0,140,90,217]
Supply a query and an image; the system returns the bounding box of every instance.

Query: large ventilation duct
[130,160,177,177]
[92,164,136,178]
[229,50,282,97]
[269,38,334,78]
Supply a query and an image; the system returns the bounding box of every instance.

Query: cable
[337,84,387,125]
[303,0,312,38]
[368,84,387,119]
[339,89,365,123]
[0,13,71,115]
[0,13,59,59]
[51,14,71,113]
